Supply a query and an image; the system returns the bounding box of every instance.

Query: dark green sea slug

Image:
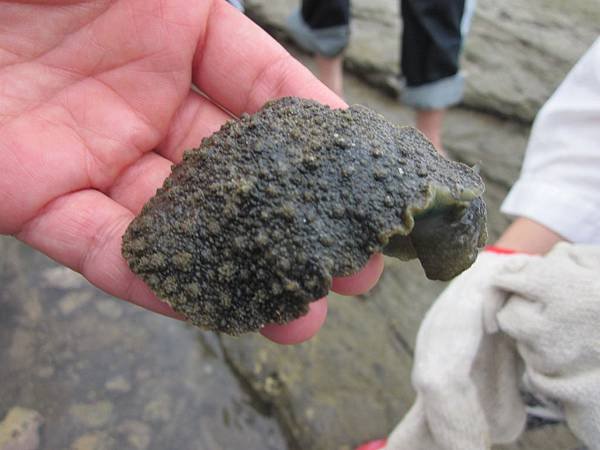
[122,97,487,334]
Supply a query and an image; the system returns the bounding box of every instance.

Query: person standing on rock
[287,0,477,155]
[357,38,600,450]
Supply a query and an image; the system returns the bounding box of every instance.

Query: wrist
[484,245,521,255]
[494,217,565,255]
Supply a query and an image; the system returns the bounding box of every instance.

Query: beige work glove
[495,243,600,450]
[385,251,530,450]
[386,243,600,450]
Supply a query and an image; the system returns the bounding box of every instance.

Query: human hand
[385,250,529,450]
[0,0,383,344]
[496,242,600,367]
[387,243,600,450]
[495,243,600,448]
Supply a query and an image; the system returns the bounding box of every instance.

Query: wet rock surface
[245,0,600,122]
[123,97,486,334]
[0,238,288,450]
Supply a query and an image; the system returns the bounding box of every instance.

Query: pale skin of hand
[0,0,384,344]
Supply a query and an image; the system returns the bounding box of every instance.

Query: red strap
[484,245,520,255]
[355,439,387,450]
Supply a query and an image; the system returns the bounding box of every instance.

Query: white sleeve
[501,38,600,244]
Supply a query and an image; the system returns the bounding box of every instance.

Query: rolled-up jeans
[287,0,476,109]
[287,0,351,58]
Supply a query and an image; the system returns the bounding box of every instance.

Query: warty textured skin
[122,97,487,334]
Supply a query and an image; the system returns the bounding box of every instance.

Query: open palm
[0,0,383,343]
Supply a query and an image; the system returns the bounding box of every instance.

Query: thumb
[492,255,542,298]
[496,293,545,346]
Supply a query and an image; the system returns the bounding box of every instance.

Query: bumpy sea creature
[122,97,487,334]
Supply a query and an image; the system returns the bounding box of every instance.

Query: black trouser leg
[301,0,351,29]
[400,0,466,87]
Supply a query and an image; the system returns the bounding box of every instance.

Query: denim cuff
[226,0,245,12]
[401,72,465,110]
[287,8,350,58]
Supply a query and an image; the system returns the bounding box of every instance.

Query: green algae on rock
[122,97,487,334]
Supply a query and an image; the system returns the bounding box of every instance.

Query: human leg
[399,0,476,155]
[415,109,446,156]
[315,53,344,95]
[287,0,350,96]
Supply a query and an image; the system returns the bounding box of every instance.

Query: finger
[155,89,232,164]
[193,0,345,116]
[331,254,385,296]
[496,293,545,344]
[108,151,173,214]
[109,90,234,214]
[17,189,181,320]
[492,257,541,299]
[260,297,328,345]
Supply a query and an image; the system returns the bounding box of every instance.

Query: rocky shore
[245,0,599,122]
[1,1,598,449]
